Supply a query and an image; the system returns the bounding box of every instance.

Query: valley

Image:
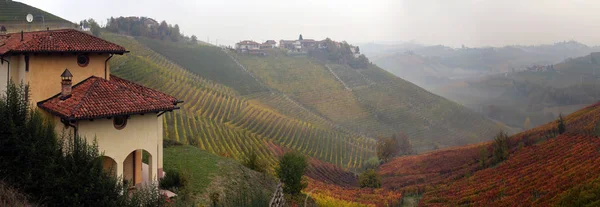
[2,1,600,206]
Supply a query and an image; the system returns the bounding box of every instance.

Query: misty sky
[18,0,600,47]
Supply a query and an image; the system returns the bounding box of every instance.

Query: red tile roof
[0,29,127,55]
[237,40,260,45]
[38,75,180,120]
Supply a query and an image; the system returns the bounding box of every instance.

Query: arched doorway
[100,156,117,177]
[123,149,153,187]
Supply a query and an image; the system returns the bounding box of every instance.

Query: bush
[556,176,600,207]
[479,147,488,169]
[164,139,183,148]
[0,181,37,207]
[242,150,267,173]
[160,168,187,191]
[557,114,566,135]
[0,81,167,207]
[276,151,308,195]
[377,136,399,163]
[358,169,381,188]
[363,157,381,170]
[492,131,509,165]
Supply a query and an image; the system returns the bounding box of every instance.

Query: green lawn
[163,145,277,205]
[163,145,221,196]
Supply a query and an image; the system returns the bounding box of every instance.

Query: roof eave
[73,106,180,120]
[37,104,180,121]
[4,50,129,56]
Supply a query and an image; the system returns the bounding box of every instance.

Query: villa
[0,29,180,187]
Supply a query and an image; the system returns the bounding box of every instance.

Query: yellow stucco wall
[0,56,10,92]
[2,52,168,184]
[24,54,110,105]
[75,114,162,182]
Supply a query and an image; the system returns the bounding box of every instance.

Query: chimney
[60,69,73,100]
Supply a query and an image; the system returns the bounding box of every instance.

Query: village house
[299,39,317,50]
[279,40,296,51]
[0,29,180,187]
[235,40,260,53]
[260,40,277,49]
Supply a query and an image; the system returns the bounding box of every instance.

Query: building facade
[0,29,180,187]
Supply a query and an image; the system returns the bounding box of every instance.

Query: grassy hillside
[0,0,71,21]
[378,101,600,206]
[163,144,276,206]
[234,50,500,151]
[0,0,76,33]
[104,33,375,170]
[136,37,268,95]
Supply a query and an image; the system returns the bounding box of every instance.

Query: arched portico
[123,149,154,187]
[100,156,118,177]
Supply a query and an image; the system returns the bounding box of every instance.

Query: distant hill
[433,52,600,130]
[369,41,600,88]
[0,0,76,32]
[371,42,600,131]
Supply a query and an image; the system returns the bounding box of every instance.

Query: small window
[77,54,89,67]
[113,116,127,130]
[24,55,29,72]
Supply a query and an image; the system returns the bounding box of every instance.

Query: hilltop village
[233,35,361,56]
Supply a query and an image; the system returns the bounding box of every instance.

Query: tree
[170,24,181,42]
[395,133,413,155]
[158,20,169,40]
[492,131,509,165]
[376,136,399,163]
[524,117,531,130]
[191,35,198,44]
[276,151,307,195]
[86,18,101,37]
[358,169,381,188]
[299,34,303,40]
[362,157,380,170]
[479,147,488,169]
[242,150,267,173]
[557,114,566,134]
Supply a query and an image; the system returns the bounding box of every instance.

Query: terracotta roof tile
[38,75,179,120]
[237,40,260,45]
[0,29,127,55]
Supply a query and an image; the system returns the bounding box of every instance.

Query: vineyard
[420,134,600,206]
[352,80,501,151]
[307,178,402,207]
[235,50,501,152]
[103,33,375,169]
[136,37,269,95]
[101,31,600,207]
[378,143,486,194]
[376,101,600,206]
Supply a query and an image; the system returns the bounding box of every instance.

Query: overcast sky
[18,0,600,47]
